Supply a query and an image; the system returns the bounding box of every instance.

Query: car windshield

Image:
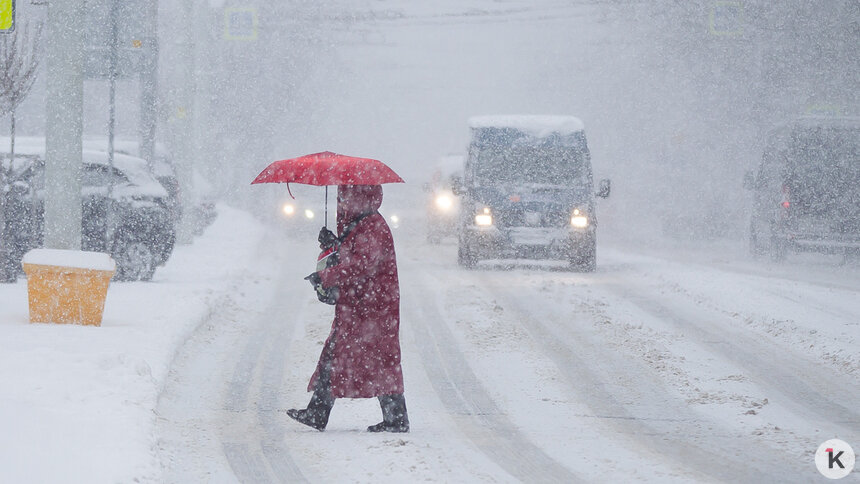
[470,127,588,185]
[787,126,860,215]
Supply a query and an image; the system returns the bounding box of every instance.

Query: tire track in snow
[403,271,582,483]
[599,277,860,432]
[221,271,309,483]
[466,270,800,483]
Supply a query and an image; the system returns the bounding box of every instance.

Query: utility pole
[44,0,85,250]
[174,0,197,244]
[107,0,117,199]
[139,0,158,167]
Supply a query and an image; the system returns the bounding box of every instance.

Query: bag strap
[337,210,378,245]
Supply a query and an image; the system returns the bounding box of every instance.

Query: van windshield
[787,126,860,216]
[470,128,589,185]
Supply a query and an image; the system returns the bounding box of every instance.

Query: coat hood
[336,184,383,234]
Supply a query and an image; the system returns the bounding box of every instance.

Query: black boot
[368,394,409,433]
[286,388,334,431]
[288,356,335,431]
[286,407,329,431]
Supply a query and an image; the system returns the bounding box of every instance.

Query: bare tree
[0,22,42,282]
[1,21,42,157]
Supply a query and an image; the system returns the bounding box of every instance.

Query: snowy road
[156,225,859,482]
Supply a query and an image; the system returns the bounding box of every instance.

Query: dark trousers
[306,340,336,426]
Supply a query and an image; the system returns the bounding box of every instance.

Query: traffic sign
[224,7,257,41]
[0,0,14,33]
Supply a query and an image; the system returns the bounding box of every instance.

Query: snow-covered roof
[22,248,116,272]
[468,115,585,137]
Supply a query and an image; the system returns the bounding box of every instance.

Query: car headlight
[282,203,296,216]
[435,194,454,211]
[570,208,588,228]
[304,209,315,219]
[475,207,493,226]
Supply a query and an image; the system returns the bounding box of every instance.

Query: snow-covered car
[456,115,610,271]
[82,136,183,226]
[744,115,860,260]
[0,147,176,282]
[423,155,463,243]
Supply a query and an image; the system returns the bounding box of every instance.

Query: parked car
[82,136,183,226]
[423,155,463,243]
[744,116,860,260]
[455,115,610,271]
[1,147,176,281]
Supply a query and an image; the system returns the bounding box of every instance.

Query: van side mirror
[597,179,611,198]
[742,171,755,190]
[451,175,465,196]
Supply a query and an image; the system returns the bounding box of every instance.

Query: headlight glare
[571,215,588,228]
[475,207,493,226]
[435,194,453,210]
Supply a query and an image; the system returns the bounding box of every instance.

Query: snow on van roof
[468,115,585,137]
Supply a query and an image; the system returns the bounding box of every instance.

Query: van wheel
[569,238,596,272]
[113,235,157,282]
[458,244,477,269]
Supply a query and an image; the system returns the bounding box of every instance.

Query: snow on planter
[21,249,116,326]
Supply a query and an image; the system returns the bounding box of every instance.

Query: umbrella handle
[325,185,328,228]
[287,182,295,199]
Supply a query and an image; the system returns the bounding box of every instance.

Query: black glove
[318,227,337,249]
[304,272,339,305]
[304,272,322,286]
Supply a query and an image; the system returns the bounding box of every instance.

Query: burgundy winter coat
[309,184,405,398]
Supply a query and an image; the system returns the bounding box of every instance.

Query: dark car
[745,116,860,261]
[455,115,610,271]
[82,136,183,227]
[1,148,176,281]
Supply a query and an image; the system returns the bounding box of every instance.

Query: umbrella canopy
[251,151,405,186]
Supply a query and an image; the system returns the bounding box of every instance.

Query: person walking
[287,184,409,433]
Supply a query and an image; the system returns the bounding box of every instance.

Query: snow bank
[0,204,271,483]
[22,249,116,272]
[468,115,585,137]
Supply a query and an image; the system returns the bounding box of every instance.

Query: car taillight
[780,185,790,209]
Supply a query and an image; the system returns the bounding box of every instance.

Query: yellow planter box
[22,250,116,327]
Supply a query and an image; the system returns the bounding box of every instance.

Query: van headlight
[435,194,454,211]
[570,208,588,228]
[304,209,315,219]
[282,203,296,216]
[475,207,493,226]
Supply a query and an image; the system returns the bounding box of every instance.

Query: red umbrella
[251,151,405,226]
[251,151,404,186]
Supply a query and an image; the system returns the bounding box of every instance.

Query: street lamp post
[44,0,85,249]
